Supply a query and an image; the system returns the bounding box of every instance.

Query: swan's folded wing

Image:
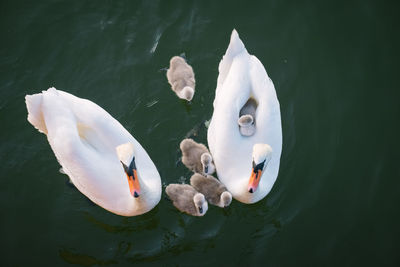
[217,29,247,89]
[37,89,128,208]
[25,89,53,134]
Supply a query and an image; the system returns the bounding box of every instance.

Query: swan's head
[121,158,141,198]
[116,143,141,198]
[220,191,232,208]
[193,193,208,216]
[201,152,215,175]
[181,86,194,101]
[248,144,273,194]
[238,115,255,136]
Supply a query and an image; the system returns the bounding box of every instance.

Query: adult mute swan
[25,88,161,216]
[207,30,282,204]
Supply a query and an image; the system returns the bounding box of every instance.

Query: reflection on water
[59,248,117,266]
[83,210,160,234]
[184,120,206,139]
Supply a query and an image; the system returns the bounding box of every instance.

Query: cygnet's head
[238,115,255,136]
[193,193,208,216]
[220,191,232,208]
[248,144,273,194]
[200,152,215,175]
[238,114,254,126]
[181,86,194,101]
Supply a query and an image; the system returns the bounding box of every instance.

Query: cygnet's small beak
[248,168,262,193]
[204,165,208,174]
[199,206,203,214]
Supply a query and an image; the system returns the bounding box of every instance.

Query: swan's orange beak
[121,159,141,198]
[248,169,262,193]
[127,169,140,198]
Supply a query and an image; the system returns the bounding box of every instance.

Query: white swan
[25,88,162,216]
[207,30,282,204]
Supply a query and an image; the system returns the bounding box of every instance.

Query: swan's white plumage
[116,142,134,167]
[207,30,282,203]
[25,88,161,216]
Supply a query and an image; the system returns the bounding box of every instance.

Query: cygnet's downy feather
[165,184,208,216]
[166,56,195,101]
[190,174,232,208]
[180,138,215,175]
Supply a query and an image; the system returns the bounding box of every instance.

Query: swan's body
[166,56,195,101]
[165,184,208,216]
[190,174,232,208]
[180,138,215,176]
[207,30,282,204]
[25,88,161,216]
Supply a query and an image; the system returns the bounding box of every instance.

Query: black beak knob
[249,188,253,193]
[134,191,139,198]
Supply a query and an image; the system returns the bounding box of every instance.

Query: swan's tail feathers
[116,142,135,166]
[217,29,247,87]
[227,29,246,57]
[25,87,61,135]
[25,92,48,135]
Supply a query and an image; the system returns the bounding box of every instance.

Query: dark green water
[1,0,399,266]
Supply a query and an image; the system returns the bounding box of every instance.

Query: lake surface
[1,0,399,266]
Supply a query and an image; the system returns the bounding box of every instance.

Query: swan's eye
[254,160,266,173]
